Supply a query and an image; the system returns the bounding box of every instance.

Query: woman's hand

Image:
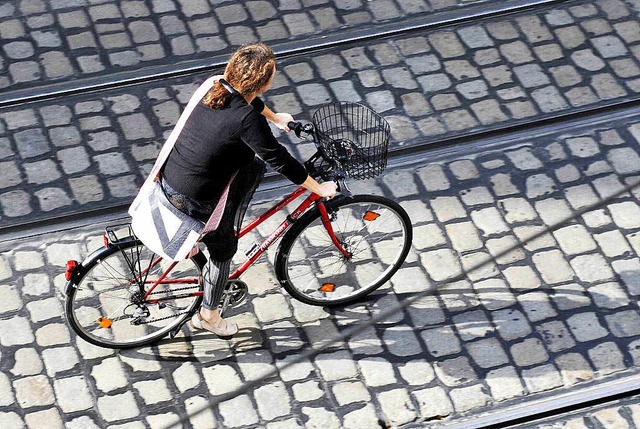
[272,112,295,131]
[302,176,338,198]
[316,181,338,198]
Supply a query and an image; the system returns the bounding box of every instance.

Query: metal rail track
[2,95,639,245]
[0,0,569,108]
[414,372,640,428]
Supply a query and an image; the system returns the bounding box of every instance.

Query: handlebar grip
[288,121,303,137]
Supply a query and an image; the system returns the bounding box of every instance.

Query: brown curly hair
[204,43,276,109]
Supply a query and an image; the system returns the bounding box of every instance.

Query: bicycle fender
[64,245,113,291]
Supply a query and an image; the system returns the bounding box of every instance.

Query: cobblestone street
[2,109,640,427]
[2,0,640,427]
[1,0,640,228]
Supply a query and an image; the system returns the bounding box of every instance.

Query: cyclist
[159,43,337,337]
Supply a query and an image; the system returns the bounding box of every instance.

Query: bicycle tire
[65,239,206,349]
[275,194,412,306]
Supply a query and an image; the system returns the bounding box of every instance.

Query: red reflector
[103,234,109,248]
[319,283,336,292]
[363,211,380,221]
[65,260,78,281]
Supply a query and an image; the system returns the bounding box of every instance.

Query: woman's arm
[261,104,294,131]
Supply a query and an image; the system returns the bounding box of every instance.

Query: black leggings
[162,158,266,310]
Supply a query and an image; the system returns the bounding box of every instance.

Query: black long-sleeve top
[161,93,307,205]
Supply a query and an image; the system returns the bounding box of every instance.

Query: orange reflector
[97,317,112,329]
[363,211,380,221]
[319,283,336,292]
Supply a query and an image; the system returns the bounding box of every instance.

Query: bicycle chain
[146,285,201,295]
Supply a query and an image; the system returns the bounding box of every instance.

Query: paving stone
[588,341,626,375]
[555,352,594,385]
[485,366,526,400]
[134,378,173,405]
[420,248,462,282]
[572,49,607,71]
[448,159,479,181]
[532,250,574,284]
[0,373,14,407]
[485,235,525,265]
[605,310,640,338]
[461,251,499,281]
[459,186,494,206]
[594,230,632,257]
[518,291,558,323]
[470,207,510,237]
[588,282,630,309]
[413,386,454,420]
[302,407,341,429]
[434,356,477,387]
[521,364,563,393]
[570,253,615,283]
[0,316,34,346]
[398,359,435,386]
[97,391,140,423]
[474,277,516,310]
[0,413,24,429]
[0,285,22,314]
[41,346,79,377]
[24,408,64,429]
[445,221,483,252]
[331,381,371,406]
[552,224,598,255]
[450,384,491,413]
[536,320,576,353]
[567,312,609,342]
[490,173,520,196]
[491,309,532,341]
[407,295,446,326]
[342,404,380,429]
[377,388,417,426]
[416,164,450,191]
[53,376,93,413]
[503,265,541,291]
[315,350,358,381]
[91,357,128,393]
[10,348,43,377]
[383,325,422,356]
[25,297,63,323]
[13,375,55,408]
[612,258,640,296]
[422,326,461,357]
[292,380,324,402]
[466,337,509,368]
[35,323,70,347]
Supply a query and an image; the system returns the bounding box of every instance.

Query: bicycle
[64,102,413,349]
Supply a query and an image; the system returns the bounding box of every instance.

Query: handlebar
[287,121,313,138]
[288,121,352,197]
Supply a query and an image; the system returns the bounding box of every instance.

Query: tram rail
[0,0,568,108]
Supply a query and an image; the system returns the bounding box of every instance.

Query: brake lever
[336,178,352,198]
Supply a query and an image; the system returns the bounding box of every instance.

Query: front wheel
[65,239,206,349]
[275,194,412,306]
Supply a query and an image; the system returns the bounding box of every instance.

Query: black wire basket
[312,102,391,180]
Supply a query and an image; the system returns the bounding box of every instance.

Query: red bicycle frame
[143,185,349,300]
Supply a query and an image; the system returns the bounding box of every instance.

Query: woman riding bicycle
[159,43,337,338]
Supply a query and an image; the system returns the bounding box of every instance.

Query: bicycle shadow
[117,324,266,364]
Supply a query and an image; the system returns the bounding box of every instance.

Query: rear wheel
[66,239,205,349]
[275,195,412,306]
